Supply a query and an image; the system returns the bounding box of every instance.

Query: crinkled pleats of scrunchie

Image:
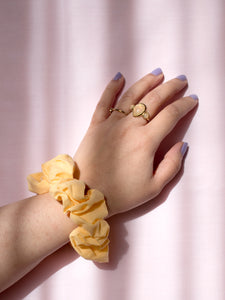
[27,154,109,263]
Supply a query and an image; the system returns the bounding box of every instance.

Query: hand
[73,70,198,217]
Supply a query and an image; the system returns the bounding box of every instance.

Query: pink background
[0,0,224,299]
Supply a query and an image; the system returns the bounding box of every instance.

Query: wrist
[27,154,110,263]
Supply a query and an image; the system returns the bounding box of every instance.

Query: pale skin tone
[0,69,198,292]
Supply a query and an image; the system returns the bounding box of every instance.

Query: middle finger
[127,75,188,125]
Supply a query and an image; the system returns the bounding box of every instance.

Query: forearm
[0,193,76,292]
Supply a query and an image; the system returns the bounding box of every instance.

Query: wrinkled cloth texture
[27,154,109,263]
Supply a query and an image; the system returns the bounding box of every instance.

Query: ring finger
[127,75,188,125]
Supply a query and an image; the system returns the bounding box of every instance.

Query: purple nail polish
[113,72,122,81]
[181,142,188,156]
[176,74,187,81]
[189,94,199,101]
[151,68,163,76]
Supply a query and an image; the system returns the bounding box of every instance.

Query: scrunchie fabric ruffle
[27,154,110,263]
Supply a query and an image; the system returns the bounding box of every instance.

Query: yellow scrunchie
[27,154,110,263]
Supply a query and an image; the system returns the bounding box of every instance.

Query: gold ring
[109,108,126,115]
[130,103,150,122]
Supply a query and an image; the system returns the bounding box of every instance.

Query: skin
[0,70,198,292]
[74,71,197,216]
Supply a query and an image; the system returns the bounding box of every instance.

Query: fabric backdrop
[0,0,224,299]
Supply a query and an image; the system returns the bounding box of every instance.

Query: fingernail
[113,72,122,81]
[151,68,163,76]
[181,142,188,156]
[189,94,199,101]
[176,74,187,81]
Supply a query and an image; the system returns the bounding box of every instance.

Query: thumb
[153,142,188,192]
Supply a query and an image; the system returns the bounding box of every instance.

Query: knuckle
[149,90,161,103]
[120,89,135,102]
[164,152,182,173]
[95,100,106,111]
[105,84,116,93]
[166,103,181,119]
[142,73,153,83]
[167,78,185,92]
[123,89,135,99]
[169,157,181,172]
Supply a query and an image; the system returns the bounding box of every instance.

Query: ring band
[109,108,126,115]
[130,103,150,122]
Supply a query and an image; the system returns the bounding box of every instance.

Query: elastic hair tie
[27,154,110,263]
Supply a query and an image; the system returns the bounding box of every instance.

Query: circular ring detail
[130,103,150,122]
[109,108,126,115]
